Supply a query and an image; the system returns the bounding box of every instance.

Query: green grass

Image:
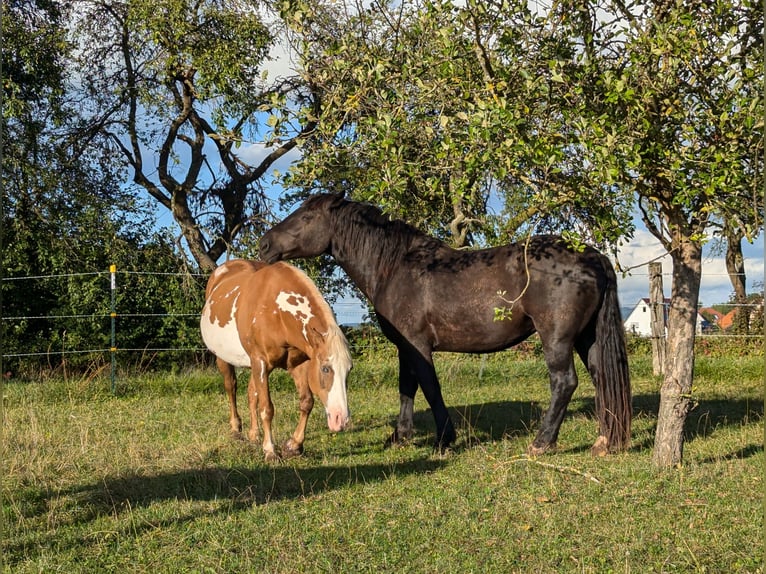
[2,350,763,573]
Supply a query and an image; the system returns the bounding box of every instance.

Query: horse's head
[306,326,353,432]
[260,194,343,264]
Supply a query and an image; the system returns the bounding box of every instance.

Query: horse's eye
[321,365,331,374]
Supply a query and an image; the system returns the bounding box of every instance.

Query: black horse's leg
[385,352,418,446]
[529,340,578,455]
[406,345,457,451]
[575,335,610,456]
[386,345,457,450]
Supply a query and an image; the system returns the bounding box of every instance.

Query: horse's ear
[307,326,327,347]
[326,192,346,207]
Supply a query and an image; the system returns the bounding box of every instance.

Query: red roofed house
[623,298,709,337]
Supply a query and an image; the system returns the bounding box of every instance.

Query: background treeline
[2,0,761,359]
[2,230,207,375]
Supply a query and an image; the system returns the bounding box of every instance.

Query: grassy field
[2,347,763,573]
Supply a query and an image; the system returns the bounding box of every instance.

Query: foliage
[284,0,761,250]
[66,0,317,271]
[2,227,205,376]
[281,0,637,248]
[1,0,67,129]
[282,0,495,245]
[572,0,763,247]
[2,351,762,572]
[2,0,188,374]
[283,0,762,467]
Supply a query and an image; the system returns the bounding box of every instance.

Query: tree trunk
[170,190,219,273]
[652,239,702,468]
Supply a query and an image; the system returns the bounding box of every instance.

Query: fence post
[649,262,666,376]
[110,264,117,393]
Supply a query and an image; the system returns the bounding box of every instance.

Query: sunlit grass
[2,350,763,573]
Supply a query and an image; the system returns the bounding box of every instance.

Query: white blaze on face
[324,361,350,431]
[275,291,314,340]
[322,328,353,432]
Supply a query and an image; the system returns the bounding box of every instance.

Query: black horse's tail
[594,257,632,452]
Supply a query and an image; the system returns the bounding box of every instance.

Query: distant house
[699,307,724,326]
[623,298,709,337]
[717,309,738,331]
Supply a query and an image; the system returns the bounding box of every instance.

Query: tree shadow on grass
[76,457,446,511]
[4,456,446,567]
[401,392,763,458]
[76,456,442,519]
[631,392,763,449]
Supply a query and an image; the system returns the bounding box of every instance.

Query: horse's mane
[321,195,446,269]
[284,256,352,364]
[326,323,352,367]
[308,287,352,367]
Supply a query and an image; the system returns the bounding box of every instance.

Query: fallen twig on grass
[499,454,603,485]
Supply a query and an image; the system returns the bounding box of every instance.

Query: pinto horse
[200,259,352,461]
[260,194,631,456]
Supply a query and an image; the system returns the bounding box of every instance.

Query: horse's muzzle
[259,239,279,264]
[326,410,349,433]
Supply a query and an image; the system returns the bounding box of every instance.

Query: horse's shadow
[401,392,763,457]
[8,395,761,566]
[4,456,447,566]
[67,456,444,514]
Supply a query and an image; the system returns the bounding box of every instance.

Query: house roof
[637,297,673,304]
[718,309,738,331]
[699,307,724,323]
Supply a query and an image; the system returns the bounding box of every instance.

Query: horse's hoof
[437,427,457,449]
[281,440,304,459]
[264,451,281,463]
[230,430,246,441]
[384,429,412,449]
[590,435,609,457]
[526,442,556,456]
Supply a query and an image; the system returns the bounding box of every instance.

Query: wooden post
[649,262,666,376]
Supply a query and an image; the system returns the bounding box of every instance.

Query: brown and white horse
[200,259,352,461]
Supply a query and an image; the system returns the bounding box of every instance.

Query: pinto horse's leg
[282,361,314,459]
[528,339,579,456]
[249,357,278,462]
[217,357,243,439]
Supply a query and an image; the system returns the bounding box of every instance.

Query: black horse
[260,194,631,456]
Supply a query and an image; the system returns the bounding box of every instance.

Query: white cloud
[263,36,298,80]
[613,229,671,307]
[614,229,764,308]
[235,142,302,172]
